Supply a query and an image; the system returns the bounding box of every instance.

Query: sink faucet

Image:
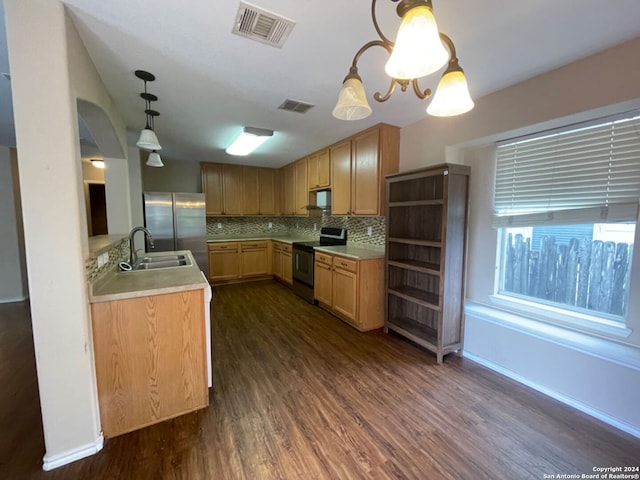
[128,226,155,265]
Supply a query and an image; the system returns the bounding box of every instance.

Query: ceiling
[1,0,640,168]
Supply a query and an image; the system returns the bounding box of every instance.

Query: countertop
[88,234,127,257]
[207,234,385,260]
[314,244,385,260]
[89,250,209,303]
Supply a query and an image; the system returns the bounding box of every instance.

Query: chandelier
[332,0,474,121]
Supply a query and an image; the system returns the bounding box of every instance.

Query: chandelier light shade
[333,0,474,120]
[146,150,164,167]
[384,3,448,80]
[332,67,373,121]
[226,127,274,156]
[427,60,474,116]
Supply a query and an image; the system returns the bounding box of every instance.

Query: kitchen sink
[131,254,192,270]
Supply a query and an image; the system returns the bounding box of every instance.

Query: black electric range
[291,227,347,303]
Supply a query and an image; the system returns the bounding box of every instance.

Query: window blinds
[494,114,640,227]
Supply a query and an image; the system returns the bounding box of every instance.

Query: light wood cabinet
[208,242,240,282]
[314,251,384,331]
[272,241,293,285]
[307,149,330,190]
[222,165,243,215]
[202,163,278,216]
[330,124,399,216]
[294,158,308,216]
[240,241,269,278]
[202,163,224,215]
[91,289,208,437]
[385,164,470,363]
[281,163,295,216]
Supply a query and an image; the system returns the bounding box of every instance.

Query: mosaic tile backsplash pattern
[85,238,129,282]
[206,215,386,246]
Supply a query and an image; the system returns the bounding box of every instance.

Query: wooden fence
[503,233,633,317]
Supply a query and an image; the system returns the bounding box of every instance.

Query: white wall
[399,36,640,436]
[0,146,27,302]
[4,0,129,469]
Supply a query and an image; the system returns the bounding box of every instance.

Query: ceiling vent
[232,1,295,48]
[278,99,315,114]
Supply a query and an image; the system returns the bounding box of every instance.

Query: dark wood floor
[1,281,638,479]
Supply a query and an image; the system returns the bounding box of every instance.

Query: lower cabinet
[208,242,240,282]
[91,289,209,438]
[272,241,293,285]
[208,240,272,284]
[314,252,384,331]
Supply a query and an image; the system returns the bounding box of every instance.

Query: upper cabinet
[201,123,398,217]
[307,148,331,190]
[201,163,278,216]
[331,124,400,216]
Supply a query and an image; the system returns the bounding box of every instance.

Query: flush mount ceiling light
[90,159,105,169]
[225,127,274,156]
[332,0,474,121]
[135,70,162,152]
[146,150,164,167]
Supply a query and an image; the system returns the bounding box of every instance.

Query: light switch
[367,226,372,236]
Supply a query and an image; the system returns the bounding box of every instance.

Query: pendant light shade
[332,72,372,121]
[426,62,474,117]
[384,4,449,80]
[146,150,164,167]
[136,127,161,151]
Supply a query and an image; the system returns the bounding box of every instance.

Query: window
[494,113,640,324]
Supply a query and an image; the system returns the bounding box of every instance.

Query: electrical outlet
[268,222,273,229]
[313,223,317,231]
[217,222,222,229]
[367,226,372,236]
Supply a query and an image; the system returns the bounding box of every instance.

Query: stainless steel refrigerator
[143,192,208,274]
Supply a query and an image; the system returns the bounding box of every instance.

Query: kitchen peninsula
[88,247,211,438]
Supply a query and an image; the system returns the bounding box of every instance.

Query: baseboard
[462,351,640,439]
[42,434,104,471]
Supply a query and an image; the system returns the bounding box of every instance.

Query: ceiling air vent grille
[278,99,315,114]
[233,1,296,48]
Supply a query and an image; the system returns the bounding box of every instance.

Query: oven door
[292,246,314,287]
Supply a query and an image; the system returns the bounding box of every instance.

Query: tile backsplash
[206,215,386,246]
[85,237,129,282]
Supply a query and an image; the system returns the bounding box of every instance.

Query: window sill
[464,300,640,370]
[489,294,632,339]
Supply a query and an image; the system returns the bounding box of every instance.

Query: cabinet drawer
[209,242,238,252]
[315,252,333,266]
[241,241,268,251]
[272,241,283,252]
[333,256,357,273]
[280,243,292,254]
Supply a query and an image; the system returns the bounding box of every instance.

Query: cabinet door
[294,158,308,215]
[282,164,295,215]
[332,267,358,323]
[202,164,224,215]
[352,128,380,215]
[317,149,331,188]
[272,248,282,278]
[258,168,276,215]
[242,167,259,215]
[314,261,333,306]
[222,165,243,215]
[330,140,352,215]
[282,251,293,284]
[307,153,318,190]
[240,243,269,277]
[209,247,239,281]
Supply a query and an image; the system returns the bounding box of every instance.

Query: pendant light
[146,150,164,167]
[135,70,161,151]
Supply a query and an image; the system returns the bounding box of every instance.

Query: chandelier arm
[411,78,432,99]
[373,79,398,103]
[349,39,392,71]
[371,0,394,46]
[439,32,458,61]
